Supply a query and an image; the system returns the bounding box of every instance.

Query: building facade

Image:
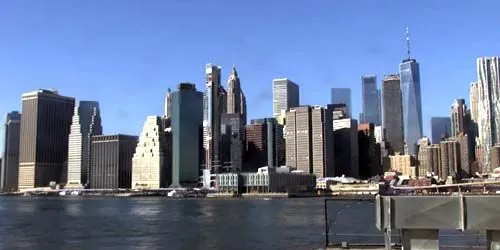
[272,78,299,118]
[358,123,381,178]
[221,113,245,172]
[361,75,381,125]
[430,117,451,144]
[333,118,359,178]
[18,89,75,190]
[90,134,137,189]
[417,137,432,177]
[439,139,460,180]
[389,154,417,177]
[203,64,226,171]
[285,106,312,173]
[1,111,21,191]
[132,116,171,189]
[164,88,172,118]
[67,101,102,187]
[451,99,468,137]
[476,57,500,172]
[286,105,335,177]
[226,66,247,125]
[330,88,351,117]
[382,74,404,154]
[171,83,204,187]
[400,58,423,155]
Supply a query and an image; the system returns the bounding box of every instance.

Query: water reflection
[66,202,83,216]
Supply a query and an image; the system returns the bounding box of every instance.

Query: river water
[0,197,485,250]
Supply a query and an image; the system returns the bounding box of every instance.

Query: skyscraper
[399,28,423,154]
[1,111,21,191]
[18,89,75,190]
[469,82,479,122]
[272,78,300,119]
[221,113,245,172]
[382,74,404,154]
[476,57,500,171]
[90,134,137,189]
[431,117,451,144]
[246,118,285,170]
[171,83,203,187]
[361,75,381,125]
[203,64,226,171]
[333,118,359,178]
[450,99,468,137]
[358,123,380,178]
[226,66,247,125]
[285,105,334,177]
[132,116,171,189]
[164,88,172,118]
[331,88,351,117]
[67,101,102,187]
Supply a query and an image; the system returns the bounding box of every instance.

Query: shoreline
[0,191,376,200]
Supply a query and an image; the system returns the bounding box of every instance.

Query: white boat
[70,190,80,196]
[167,190,176,197]
[58,191,67,196]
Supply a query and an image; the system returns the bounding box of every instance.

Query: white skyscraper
[67,101,102,187]
[272,78,300,119]
[132,116,170,189]
[476,57,500,171]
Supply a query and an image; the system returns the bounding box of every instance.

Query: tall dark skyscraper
[203,64,226,171]
[1,111,21,191]
[171,83,204,187]
[221,113,245,172]
[90,134,137,189]
[331,88,352,117]
[431,117,452,144]
[67,101,102,187]
[361,75,381,125]
[382,74,404,154]
[18,89,75,190]
[399,28,423,154]
[245,118,285,171]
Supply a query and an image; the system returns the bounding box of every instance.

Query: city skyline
[1,1,500,152]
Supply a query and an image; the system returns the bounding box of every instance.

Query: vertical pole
[324,199,329,247]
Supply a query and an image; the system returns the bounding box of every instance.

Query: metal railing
[323,198,487,249]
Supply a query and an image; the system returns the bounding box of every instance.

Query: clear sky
[1,1,500,152]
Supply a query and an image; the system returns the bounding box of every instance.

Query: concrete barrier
[376,195,500,250]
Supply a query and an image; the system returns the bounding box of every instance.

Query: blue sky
[1,1,500,152]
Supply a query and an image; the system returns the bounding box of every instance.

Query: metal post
[324,199,329,247]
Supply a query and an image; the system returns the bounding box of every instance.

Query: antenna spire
[406,26,411,59]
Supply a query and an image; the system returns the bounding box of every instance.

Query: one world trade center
[399,27,423,154]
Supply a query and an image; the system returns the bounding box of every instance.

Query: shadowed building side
[1,111,21,191]
[67,101,102,188]
[382,74,404,154]
[90,134,137,189]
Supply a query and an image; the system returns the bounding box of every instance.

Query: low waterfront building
[214,166,315,193]
[90,134,137,189]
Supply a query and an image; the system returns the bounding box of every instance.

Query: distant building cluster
[1,31,500,192]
